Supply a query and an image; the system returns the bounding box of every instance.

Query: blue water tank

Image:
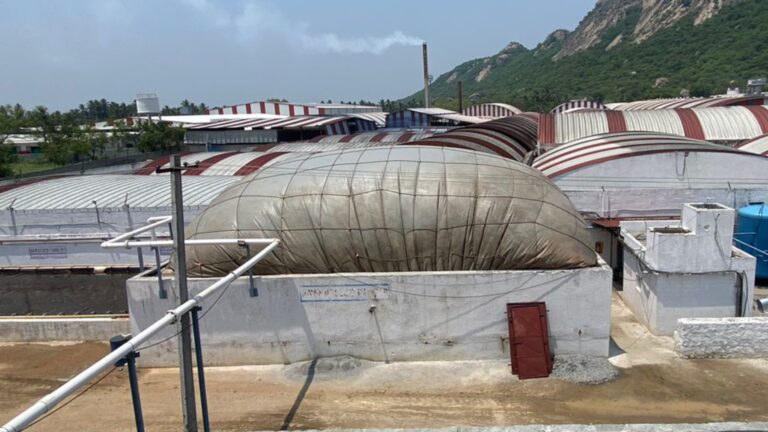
[736,203,768,279]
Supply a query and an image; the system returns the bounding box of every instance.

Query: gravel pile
[551,354,620,385]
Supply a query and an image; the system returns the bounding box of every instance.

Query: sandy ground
[2,295,768,432]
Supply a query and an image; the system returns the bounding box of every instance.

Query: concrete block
[675,317,768,358]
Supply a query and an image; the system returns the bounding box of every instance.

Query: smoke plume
[181,0,423,54]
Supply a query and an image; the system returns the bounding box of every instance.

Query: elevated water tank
[136,93,160,115]
[736,203,768,279]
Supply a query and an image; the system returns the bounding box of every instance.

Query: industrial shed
[385,108,484,128]
[550,100,607,114]
[186,115,379,147]
[532,131,768,218]
[207,101,382,116]
[538,106,768,145]
[302,130,440,144]
[405,116,538,162]
[461,103,521,119]
[605,95,767,111]
[0,175,239,234]
[738,134,768,156]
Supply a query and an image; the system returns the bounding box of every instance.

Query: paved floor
[2,295,768,432]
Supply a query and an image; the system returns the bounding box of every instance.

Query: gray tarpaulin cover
[182,146,596,277]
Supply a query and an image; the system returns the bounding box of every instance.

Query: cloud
[179,0,423,54]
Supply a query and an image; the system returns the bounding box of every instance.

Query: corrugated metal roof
[408,129,526,161]
[385,109,484,128]
[208,101,381,116]
[532,132,752,178]
[164,113,284,125]
[149,152,228,175]
[188,115,371,131]
[539,107,768,145]
[738,134,768,156]
[0,175,239,210]
[346,112,387,127]
[398,116,539,162]
[461,103,522,119]
[550,100,607,114]
[606,95,766,111]
[266,142,389,153]
[465,116,538,152]
[695,106,764,141]
[305,131,436,144]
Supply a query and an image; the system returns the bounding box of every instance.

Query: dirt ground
[2,296,768,432]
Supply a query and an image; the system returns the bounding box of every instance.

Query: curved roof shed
[532,132,768,190]
[538,106,768,145]
[738,134,768,156]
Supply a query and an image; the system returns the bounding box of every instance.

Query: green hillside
[405,0,768,112]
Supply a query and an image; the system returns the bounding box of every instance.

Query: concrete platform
[3,295,768,431]
[127,262,612,366]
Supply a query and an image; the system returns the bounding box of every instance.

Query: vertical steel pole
[191,307,210,432]
[170,154,198,432]
[125,204,145,271]
[126,355,145,432]
[110,334,144,432]
[422,42,430,108]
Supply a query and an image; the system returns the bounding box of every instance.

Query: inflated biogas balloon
[181,146,596,277]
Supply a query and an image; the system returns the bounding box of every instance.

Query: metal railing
[0,217,280,432]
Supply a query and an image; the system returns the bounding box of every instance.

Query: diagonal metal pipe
[0,238,280,432]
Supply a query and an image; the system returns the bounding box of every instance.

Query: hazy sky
[0,0,595,111]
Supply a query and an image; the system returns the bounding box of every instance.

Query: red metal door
[507,302,552,379]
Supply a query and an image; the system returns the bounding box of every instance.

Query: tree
[0,146,18,177]
[136,121,185,153]
[0,104,26,145]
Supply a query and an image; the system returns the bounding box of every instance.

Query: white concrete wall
[555,152,768,191]
[675,317,768,358]
[127,262,612,367]
[0,240,161,267]
[0,317,130,342]
[562,188,768,220]
[620,244,756,336]
[646,204,735,273]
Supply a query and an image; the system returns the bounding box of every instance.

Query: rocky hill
[403,0,765,111]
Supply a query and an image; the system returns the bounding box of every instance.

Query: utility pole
[167,155,198,432]
[422,42,430,108]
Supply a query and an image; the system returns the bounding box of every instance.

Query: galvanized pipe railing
[0,232,280,432]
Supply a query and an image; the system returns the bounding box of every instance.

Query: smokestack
[458,81,463,113]
[422,42,430,108]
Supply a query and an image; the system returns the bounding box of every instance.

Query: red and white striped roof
[139,151,296,176]
[397,116,538,162]
[305,131,437,144]
[461,103,522,119]
[738,134,768,156]
[550,100,608,114]
[347,112,387,127]
[606,95,767,111]
[187,115,379,135]
[189,115,359,130]
[407,129,527,161]
[207,101,381,116]
[385,108,484,128]
[538,106,768,145]
[532,132,753,178]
